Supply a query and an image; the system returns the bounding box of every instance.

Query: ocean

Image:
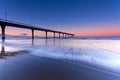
[0,38,120,80]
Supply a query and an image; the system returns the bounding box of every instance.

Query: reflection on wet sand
[0,42,29,58]
[0,39,120,80]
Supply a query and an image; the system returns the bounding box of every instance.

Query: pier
[0,18,74,41]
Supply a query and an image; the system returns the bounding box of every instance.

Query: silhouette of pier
[0,18,74,41]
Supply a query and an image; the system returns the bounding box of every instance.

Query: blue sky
[0,0,120,36]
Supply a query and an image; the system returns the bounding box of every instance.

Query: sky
[0,0,120,36]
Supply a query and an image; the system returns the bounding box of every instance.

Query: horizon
[1,33,120,37]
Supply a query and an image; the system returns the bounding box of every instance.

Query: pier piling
[53,32,55,39]
[1,25,6,41]
[45,31,48,39]
[31,29,34,39]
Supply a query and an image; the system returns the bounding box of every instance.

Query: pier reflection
[0,39,66,59]
[0,42,29,58]
[32,39,34,46]
[0,42,5,58]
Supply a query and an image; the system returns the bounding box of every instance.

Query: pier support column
[62,33,64,38]
[53,32,55,39]
[31,29,34,39]
[59,33,60,38]
[1,25,6,41]
[45,31,48,39]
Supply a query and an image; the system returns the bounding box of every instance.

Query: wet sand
[0,53,119,80]
[0,39,120,80]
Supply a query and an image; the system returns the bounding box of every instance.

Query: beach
[0,39,120,80]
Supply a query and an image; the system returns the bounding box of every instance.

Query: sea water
[0,39,120,80]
